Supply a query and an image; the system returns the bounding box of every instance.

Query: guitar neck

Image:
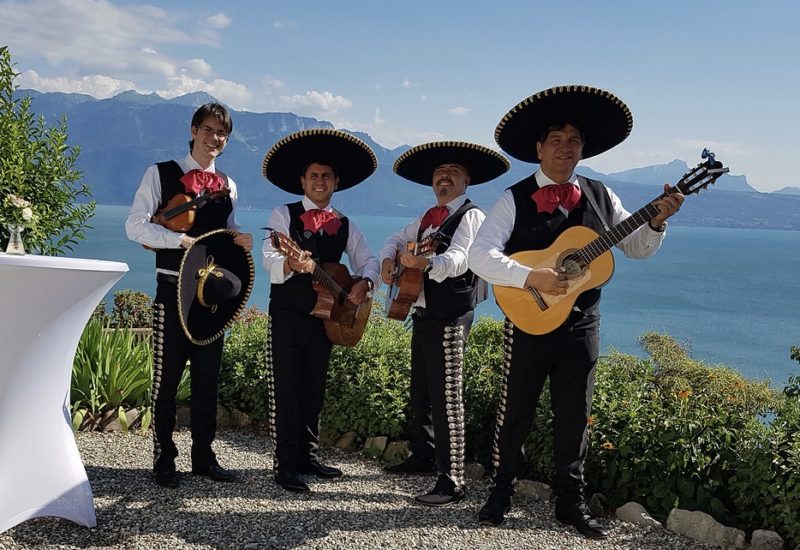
[310,263,356,310]
[579,187,677,264]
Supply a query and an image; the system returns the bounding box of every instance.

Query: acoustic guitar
[268,229,372,347]
[493,149,729,336]
[384,236,437,321]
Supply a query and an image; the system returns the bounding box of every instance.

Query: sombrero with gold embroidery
[178,229,254,345]
[393,141,510,185]
[262,128,378,194]
[495,85,633,162]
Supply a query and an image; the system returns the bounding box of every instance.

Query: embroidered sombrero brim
[393,141,510,186]
[262,128,378,194]
[495,85,633,162]
[178,229,254,345]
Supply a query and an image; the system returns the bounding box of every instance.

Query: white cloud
[262,75,285,91]
[206,12,231,29]
[418,94,427,102]
[446,106,470,116]
[185,58,213,79]
[0,0,219,78]
[157,75,253,109]
[278,91,353,117]
[373,107,385,127]
[273,19,298,29]
[401,79,418,89]
[18,69,136,98]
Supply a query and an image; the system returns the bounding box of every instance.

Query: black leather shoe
[384,455,436,474]
[414,474,465,507]
[556,503,609,539]
[478,490,511,525]
[274,471,310,492]
[192,462,237,482]
[299,461,343,478]
[155,468,179,488]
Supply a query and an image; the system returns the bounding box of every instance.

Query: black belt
[157,273,178,285]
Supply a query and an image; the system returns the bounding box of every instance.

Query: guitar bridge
[527,286,549,311]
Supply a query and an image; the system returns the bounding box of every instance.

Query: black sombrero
[262,128,378,194]
[178,229,254,345]
[393,141,510,186]
[495,85,633,163]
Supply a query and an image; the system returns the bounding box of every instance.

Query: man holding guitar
[379,142,509,506]
[469,85,684,537]
[261,129,380,492]
[126,102,253,488]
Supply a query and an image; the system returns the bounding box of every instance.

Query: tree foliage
[0,46,94,255]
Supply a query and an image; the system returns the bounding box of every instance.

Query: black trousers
[409,308,474,486]
[151,278,224,471]
[490,312,599,504]
[267,305,333,474]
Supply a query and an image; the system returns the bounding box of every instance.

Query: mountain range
[18,89,800,230]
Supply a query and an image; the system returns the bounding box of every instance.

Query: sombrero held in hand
[262,128,378,194]
[178,229,254,345]
[495,84,633,162]
[393,141,510,185]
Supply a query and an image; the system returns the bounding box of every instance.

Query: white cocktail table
[0,254,128,534]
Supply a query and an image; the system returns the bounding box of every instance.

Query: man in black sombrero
[379,141,509,506]
[126,102,254,488]
[261,128,380,492]
[469,85,684,536]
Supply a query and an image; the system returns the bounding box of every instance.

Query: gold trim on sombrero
[177,229,255,346]
[494,85,633,162]
[393,140,510,185]
[261,128,377,193]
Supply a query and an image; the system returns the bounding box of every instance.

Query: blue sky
[1,0,798,191]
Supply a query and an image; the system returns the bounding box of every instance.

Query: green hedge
[74,295,800,545]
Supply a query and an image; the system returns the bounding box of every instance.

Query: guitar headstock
[675,148,730,196]
[266,228,306,262]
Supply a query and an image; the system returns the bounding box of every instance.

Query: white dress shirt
[261,196,380,288]
[125,153,242,251]
[379,194,486,308]
[469,170,666,289]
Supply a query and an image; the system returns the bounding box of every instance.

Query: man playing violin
[126,102,253,488]
[261,129,380,492]
[379,142,509,506]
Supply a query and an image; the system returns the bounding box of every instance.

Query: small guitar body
[493,149,729,336]
[384,237,437,321]
[493,226,614,335]
[267,229,371,347]
[315,263,372,347]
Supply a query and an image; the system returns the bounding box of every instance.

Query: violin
[151,188,230,232]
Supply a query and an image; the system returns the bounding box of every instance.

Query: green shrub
[219,307,270,421]
[72,317,190,431]
[322,312,411,440]
[109,289,153,328]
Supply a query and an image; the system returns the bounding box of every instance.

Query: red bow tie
[420,205,449,232]
[300,209,342,236]
[180,169,225,195]
[531,183,582,214]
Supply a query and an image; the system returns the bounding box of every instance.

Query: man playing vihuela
[261,129,380,493]
[380,141,509,505]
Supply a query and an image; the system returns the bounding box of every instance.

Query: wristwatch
[423,258,433,273]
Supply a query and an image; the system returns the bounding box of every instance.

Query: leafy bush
[72,317,190,431]
[109,289,153,328]
[219,307,270,421]
[0,46,94,255]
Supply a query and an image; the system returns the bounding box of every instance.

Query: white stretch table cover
[0,253,128,534]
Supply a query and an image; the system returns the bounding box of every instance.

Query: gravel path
[0,430,715,549]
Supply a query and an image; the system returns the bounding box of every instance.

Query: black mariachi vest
[504,174,614,315]
[269,201,349,316]
[154,160,232,272]
[420,199,484,320]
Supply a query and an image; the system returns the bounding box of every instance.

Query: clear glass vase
[5,224,26,255]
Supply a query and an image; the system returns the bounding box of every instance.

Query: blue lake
[74,205,799,387]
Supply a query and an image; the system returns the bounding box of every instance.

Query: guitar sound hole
[560,255,584,278]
